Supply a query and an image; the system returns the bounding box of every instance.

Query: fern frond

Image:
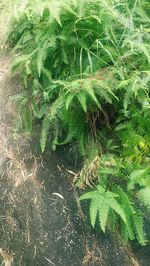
[37,43,47,77]
[21,105,32,135]
[32,100,48,119]
[48,0,62,26]
[138,188,150,209]
[80,190,97,200]
[11,54,28,73]
[90,198,98,228]
[80,185,126,232]
[108,208,116,231]
[107,196,126,224]
[65,93,75,110]
[128,167,150,190]
[115,187,135,241]
[77,93,87,112]
[98,199,109,232]
[133,209,147,246]
[40,110,51,152]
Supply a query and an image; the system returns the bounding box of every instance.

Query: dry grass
[0,0,16,47]
[0,248,14,266]
[82,240,103,265]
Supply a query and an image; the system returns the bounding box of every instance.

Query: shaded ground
[0,51,150,266]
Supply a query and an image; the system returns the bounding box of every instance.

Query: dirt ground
[0,47,150,266]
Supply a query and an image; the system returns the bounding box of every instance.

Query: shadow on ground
[0,52,150,266]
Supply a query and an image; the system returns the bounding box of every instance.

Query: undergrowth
[7,0,150,246]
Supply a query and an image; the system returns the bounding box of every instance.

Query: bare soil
[0,51,150,266]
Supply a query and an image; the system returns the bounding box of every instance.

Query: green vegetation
[8,0,150,245]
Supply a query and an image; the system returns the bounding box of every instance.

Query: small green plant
[8,0,150,245]
[80,185,127,233]
[80,154,149,245]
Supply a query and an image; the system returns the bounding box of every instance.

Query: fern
[133,209,147,246]
[128,167,150,190]
[115,187,135,240]
[32,100,48,119]
[79,152,149,246]
[40,110,52,153]
[11,92,32,135]
[80,185,126,232]
[37,43,48,77]
[138,188,150,209]
[21,105,33,135]
[77,93,87,113]
[80,181,147,245]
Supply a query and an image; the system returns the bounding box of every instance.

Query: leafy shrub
[8,0,150,245]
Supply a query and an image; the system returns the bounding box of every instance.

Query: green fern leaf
[42,67,52,82]
[80,185,126,232]
[139,44,150,64]
[77,93,87,112]
[120,220,132,242]
[37,44,47,77]
[115,187,135,240]
[32,101,48,119]
[80,191,97,200]
[128,168,150,190]
[107,197,126,224]
[138,188,150,209]
[40,111,51,152]
[108,208,116,230]
[21,105,32,135]
[33,78,43,90]
[65,93,75,110]
[53,132,73,146]
[86,83,100,108]
[98,199,109,232]
[11,55,28,72]
[90,198,98,227]
[48,1,62,26]
[133,209,147,246]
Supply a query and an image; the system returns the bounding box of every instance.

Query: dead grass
[0,248,14,266]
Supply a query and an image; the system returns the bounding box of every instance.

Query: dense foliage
[8,0,150,245]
